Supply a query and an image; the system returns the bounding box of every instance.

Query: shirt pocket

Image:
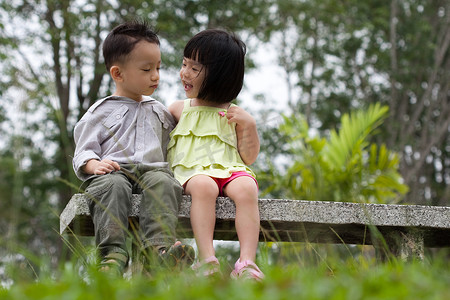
[153,105,173,130]
[102,105,129,127]
[101,105,129,139]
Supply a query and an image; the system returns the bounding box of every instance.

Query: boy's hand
[83,159,120,175]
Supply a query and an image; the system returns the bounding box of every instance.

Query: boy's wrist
[82,159,99,175]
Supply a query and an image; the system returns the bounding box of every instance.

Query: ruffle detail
[168,109,236,149]
[168,99,255,186]
[168,135,242,168]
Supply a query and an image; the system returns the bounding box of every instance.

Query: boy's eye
[142,69,150,72]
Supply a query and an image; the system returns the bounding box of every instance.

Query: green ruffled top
[168,99,255,186]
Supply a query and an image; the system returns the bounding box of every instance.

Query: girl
[167,29,264,280]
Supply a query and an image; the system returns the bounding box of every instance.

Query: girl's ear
[110,66,123,81]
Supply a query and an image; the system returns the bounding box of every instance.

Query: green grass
[1,245,449,300]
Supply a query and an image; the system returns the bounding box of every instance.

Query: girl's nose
[180,68,189,80]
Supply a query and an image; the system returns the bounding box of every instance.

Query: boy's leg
[137,167,194,267]
[138,168,182,247]
[85,172,132,272]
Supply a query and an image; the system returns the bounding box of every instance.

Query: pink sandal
[192,256,221,276]
[230,259,265,281]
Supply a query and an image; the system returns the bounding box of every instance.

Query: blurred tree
[258,0,449,205]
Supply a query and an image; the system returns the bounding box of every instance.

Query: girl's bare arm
[226,106,260,165]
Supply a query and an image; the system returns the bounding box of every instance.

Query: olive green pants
[83,164,182,263]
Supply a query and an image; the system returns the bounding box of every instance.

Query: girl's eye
[142,69,150,72]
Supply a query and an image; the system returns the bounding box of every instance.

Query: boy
[72,20,194,275]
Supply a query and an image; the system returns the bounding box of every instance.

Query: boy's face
[114,40,161,101]
[180,57,206,99]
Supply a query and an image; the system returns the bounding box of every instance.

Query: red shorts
[185,171,258,197]
[212,171,258,196]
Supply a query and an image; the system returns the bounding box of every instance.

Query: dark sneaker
[98,252,128,276]
[158,243,195,268]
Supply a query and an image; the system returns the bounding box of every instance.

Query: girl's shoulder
[168,99,189,122]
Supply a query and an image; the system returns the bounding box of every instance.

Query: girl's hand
[226,106,255,127]
[226,106,260,165]
[83,159,121,175]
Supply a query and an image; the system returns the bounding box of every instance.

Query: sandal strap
[231,259,264,280]
[192,256,219,269]
[192,256,220,276]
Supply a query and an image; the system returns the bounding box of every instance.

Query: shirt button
[116,114,121,119]
[137,145,142,150]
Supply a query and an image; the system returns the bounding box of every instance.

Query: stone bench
[60,194,450,261]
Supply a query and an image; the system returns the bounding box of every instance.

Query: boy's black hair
[184,29,246,104]
[103,20,160,72]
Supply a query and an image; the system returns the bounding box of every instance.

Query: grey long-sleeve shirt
[72,96,175,181]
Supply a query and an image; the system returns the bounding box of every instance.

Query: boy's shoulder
[87,96,111,112]
[77,96,173,125]
[88,95,140,112]
[77,96,130,124]
[143,96,167,109]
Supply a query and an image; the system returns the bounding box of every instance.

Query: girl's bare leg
[223,176,260,262]
[185,175,219,260]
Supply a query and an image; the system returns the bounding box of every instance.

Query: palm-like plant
[261,103,408,203]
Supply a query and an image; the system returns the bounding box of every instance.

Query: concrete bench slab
[60,194,450,261]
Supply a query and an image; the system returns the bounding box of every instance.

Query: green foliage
[260,103,408,203]
[1,250,449,299]
[0,136,62,271]
[262,0,449,205]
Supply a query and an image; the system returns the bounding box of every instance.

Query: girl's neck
[191,98,230,109]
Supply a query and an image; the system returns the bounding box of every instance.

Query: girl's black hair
[184,29,246,104]
[103,20,160,71]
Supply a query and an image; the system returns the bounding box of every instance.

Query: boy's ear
[110,66,123,81]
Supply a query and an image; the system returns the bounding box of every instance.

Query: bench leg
[377,229,425,261]
[128,219,144,276]
[130,239,143,275]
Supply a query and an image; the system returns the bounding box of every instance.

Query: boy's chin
[143,91,155,96]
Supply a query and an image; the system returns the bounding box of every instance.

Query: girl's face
[179,57,206,99]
